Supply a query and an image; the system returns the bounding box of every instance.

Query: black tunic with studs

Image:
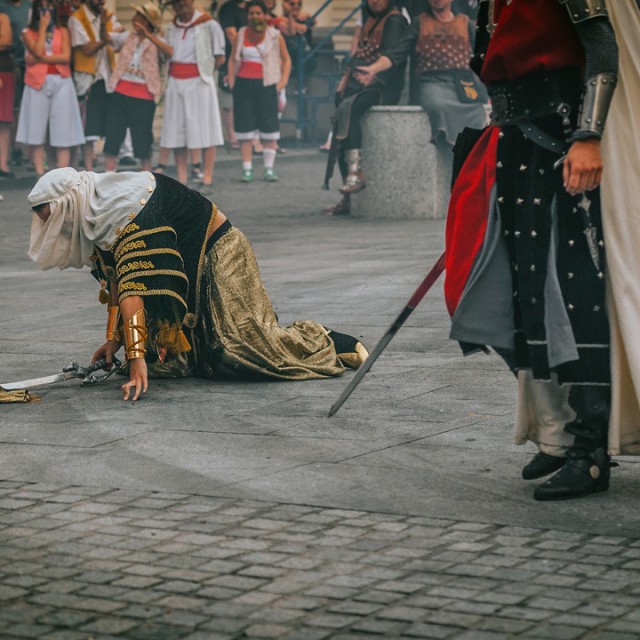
[448,0,618,385]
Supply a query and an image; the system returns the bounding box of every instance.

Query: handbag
[451,68,489,104]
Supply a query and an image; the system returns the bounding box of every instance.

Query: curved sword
[0,357,123,391]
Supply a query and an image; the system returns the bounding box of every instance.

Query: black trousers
[104,91,156,160]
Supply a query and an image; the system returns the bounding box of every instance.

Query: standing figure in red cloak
[445,0,618,500]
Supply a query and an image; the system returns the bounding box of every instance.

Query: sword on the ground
[328,252,446,417]
[0,357,123,391]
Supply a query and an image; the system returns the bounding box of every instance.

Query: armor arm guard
[559,0,608,23]
[573,72,617,140]
[569,8,619,140]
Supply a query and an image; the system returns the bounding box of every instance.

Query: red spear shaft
[328,251,446,417]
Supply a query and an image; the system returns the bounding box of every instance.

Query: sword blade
[0,371,80,391]
[328,252,446,417]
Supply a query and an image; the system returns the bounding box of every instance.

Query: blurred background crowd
[0,0,486,199]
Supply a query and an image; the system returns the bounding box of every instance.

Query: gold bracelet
[106,305,121,342]
[123,308,147,360]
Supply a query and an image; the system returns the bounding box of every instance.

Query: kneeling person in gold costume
[28,169,368,400]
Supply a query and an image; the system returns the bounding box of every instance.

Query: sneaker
[263,168,278,182]
[241,168,254,183]
[119,156,137,166]
[191,164,204,182]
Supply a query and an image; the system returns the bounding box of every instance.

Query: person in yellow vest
[68,0,126,171]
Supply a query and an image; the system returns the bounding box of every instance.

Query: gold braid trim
[116,248,183,270]
[114,226,176,261]
[119,289,188,311]
[117,260,156,278]
[194,205,218,319]
[115,239,147,262]
[119,281,148,293]
[115,222,140,239]
[119,269,189,286]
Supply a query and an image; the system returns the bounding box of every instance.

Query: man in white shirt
[68,0,126,171]
[147,0,225,189]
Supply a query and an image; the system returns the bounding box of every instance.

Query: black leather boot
[534,385,611,501]
[533,447,610,500]
[522,452,566,480]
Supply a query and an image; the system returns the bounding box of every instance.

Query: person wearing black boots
[322,0,412,215]
[444,0,619,500]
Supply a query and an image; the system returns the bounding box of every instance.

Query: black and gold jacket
[91,174,218,372]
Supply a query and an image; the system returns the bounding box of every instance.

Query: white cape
[601,0,640,454]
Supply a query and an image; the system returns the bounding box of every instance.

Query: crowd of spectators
[0,0,485,196]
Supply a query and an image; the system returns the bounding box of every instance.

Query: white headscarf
[27,168,156,270]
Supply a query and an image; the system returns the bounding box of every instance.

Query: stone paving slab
[2,154,640,637]
[1,484,640,639]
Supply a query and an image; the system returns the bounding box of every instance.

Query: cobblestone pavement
[2,481,640,640]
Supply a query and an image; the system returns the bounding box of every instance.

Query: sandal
[323,196,351,216]
[152,163,166,174]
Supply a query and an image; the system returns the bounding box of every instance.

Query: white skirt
[16,75,85,147]
[160,76,224,149]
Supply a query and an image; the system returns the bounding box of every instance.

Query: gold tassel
[156,321,191,354]
[98,280,110,305]
[0,388,39,403]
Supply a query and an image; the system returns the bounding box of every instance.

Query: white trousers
[514,371,576,457]
[160,76,224,149]
[16,75,85,147]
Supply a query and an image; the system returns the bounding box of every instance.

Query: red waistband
[116,79,155,101]
[169,62,200,79]
[237,61,263,80]
[47,65,60,75]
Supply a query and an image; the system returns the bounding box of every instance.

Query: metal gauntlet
[559,0,608,23]
[123,308,147,360]
[106,305,122,342]
[573,72,618,140]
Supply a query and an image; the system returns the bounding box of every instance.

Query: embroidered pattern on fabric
[119,281,148,293]
[117,222,141,238]
[113,226,176,261]
[119,269,190,285]
[117,260,156,278]
[115,239,147,262]
[115,248,184,270]
[119,288,188,310]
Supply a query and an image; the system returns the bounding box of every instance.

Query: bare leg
[56,147,71,168]
[104,154,118,172]
[202,146,215,185]
[0,123,11,172]
[222,108,238,147]
[155,147,170,170]
[83,141,94,172]
[174,147,188,184]
[240,141,253,165]
[140,158,152,172]
[31,145,45,175]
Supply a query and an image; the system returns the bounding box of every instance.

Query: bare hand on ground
[122,358,148,401]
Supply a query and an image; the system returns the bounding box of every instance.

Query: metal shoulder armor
[559,0,608,23]
[574,72,618,140]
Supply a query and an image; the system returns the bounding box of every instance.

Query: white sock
[242,161,252,171]
[263,148,276,169]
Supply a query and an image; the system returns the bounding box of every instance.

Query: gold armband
[106,305,122,342]
[123,308,147,360]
